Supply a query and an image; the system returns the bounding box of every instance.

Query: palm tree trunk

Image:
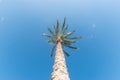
[51,42,70,80]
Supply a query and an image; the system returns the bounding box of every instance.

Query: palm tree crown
[43,18,82,57]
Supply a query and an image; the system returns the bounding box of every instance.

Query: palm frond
[54,20,59,36]
[48,27,54,35]
[63,50,70,57]
[62,25,68,34]
[64,45,78,50]
[50,44,56,57]
[47,40,56,44]
[69,36,83,40]
[63,38,76,43]
[42,33,51,38]
[62,42,71,46]
[62,17,66,31]
[64,30,76,38]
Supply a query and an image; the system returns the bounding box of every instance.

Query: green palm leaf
[63,50,70,56]
[48,27,54,35]
[63,38,76,43]
[42,33,51,38]
[62,17,66,31]
[70,36,82,40]
[54,20,59,36]
[50,44,56,57]
[62,25,68,34]
[64,30,76,38]
[47,40,55,44]
[62,42,71,46]
[64,45,78,50]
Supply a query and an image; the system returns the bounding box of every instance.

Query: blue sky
[0,0,120,80]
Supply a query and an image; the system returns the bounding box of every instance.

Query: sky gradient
[0,0,120,80]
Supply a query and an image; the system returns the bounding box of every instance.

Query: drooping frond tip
[42,17,83,57]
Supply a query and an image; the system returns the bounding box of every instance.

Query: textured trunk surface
[51,42,70,80]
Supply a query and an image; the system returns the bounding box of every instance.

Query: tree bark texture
[51,42,70,80]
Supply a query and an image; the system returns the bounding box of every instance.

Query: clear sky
[0,0,120,80]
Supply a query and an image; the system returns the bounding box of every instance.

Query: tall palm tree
[43,18,82,80]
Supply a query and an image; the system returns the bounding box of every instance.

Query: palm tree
[43,18,82,80]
